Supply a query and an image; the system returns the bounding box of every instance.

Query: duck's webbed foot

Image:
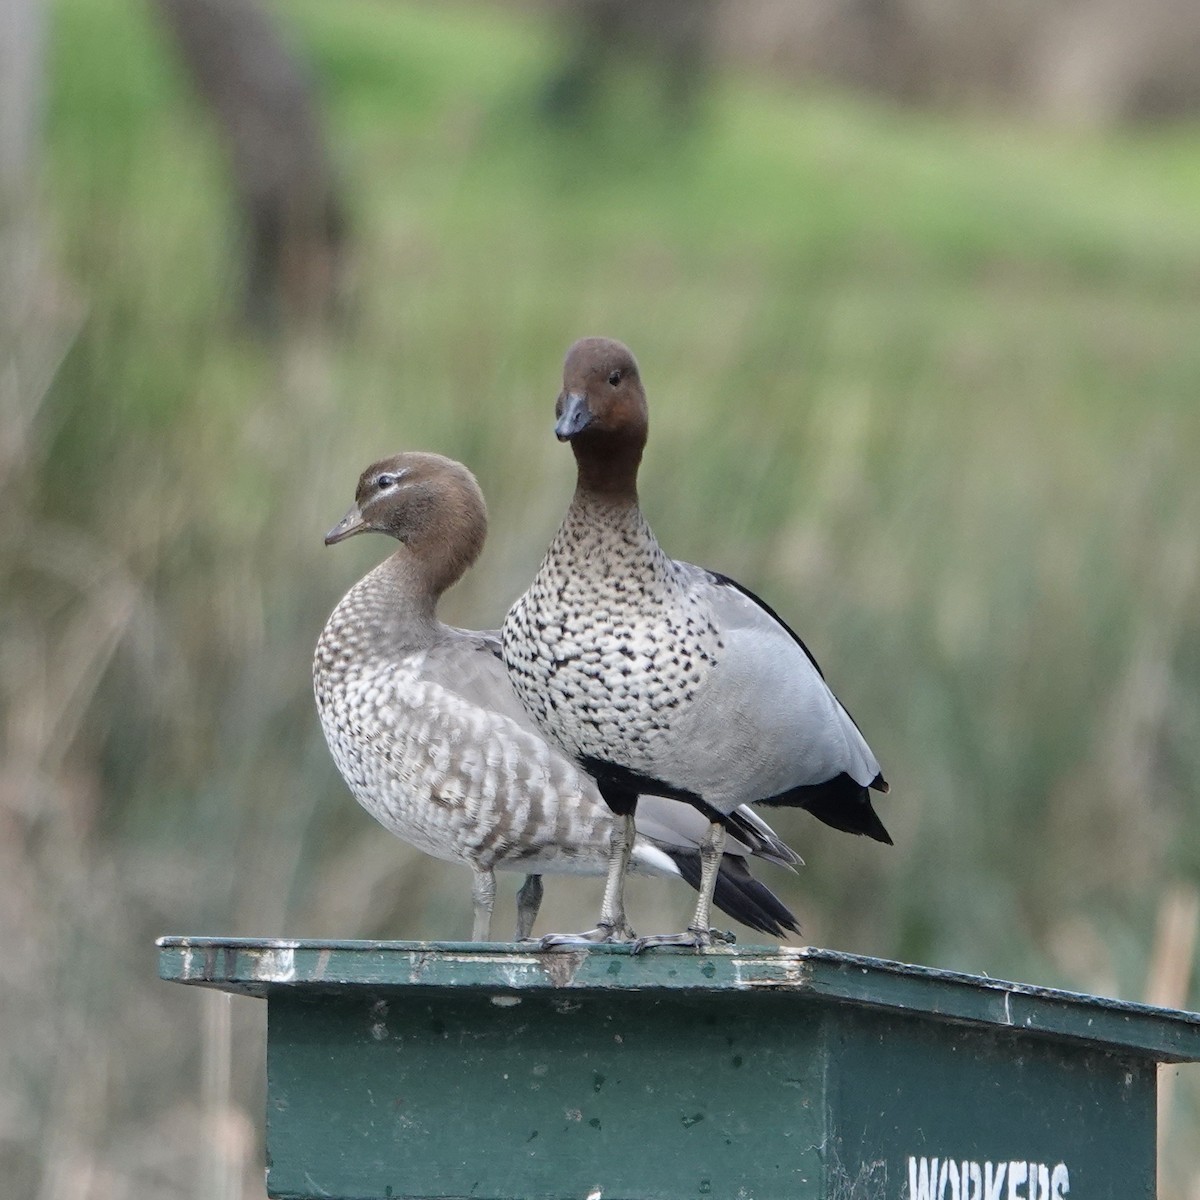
[538,921,636,951]
[631,926,736,954]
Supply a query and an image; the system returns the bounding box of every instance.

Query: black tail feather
[759,772,893,846]
[667,850,801,939]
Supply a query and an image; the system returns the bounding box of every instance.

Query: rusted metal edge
[156,937,1200,1062]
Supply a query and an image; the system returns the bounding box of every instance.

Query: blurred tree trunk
[154,0,347,333]
[542,0,718,127]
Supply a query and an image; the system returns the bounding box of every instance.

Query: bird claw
[631,926,736,954]
[537,923,635,950]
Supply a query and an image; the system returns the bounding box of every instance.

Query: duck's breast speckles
[502,503,723,771]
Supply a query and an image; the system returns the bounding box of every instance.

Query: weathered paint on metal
[158,937,1200,1061]
[157,939,1199,1199]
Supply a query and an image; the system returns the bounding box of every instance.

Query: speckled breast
[502,515,722,773]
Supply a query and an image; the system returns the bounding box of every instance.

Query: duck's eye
[608,369,622,386]
[376,473,398,489]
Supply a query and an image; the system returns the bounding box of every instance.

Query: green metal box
[158,939,1200,1200]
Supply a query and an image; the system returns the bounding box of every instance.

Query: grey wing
[656,564,885,808]
[422,628,543,729]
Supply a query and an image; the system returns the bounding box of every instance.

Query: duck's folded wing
[425,628,546,726]
[640,565,891,843]
[348,657,612,863]
[672,565,886,788]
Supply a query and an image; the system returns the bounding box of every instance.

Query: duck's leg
[470,866,497,941]
[540,804,637,949]
[632,820,733,952]
[596,810,636,932]
[514,873,544,940]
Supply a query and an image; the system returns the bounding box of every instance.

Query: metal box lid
[159,937,1200,1061]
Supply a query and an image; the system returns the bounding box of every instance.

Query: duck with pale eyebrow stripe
[502,339,891,950]
[313,451,803,942]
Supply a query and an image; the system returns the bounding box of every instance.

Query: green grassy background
[8,0,1200,1193]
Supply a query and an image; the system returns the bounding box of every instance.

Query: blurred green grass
[9,0,1200,1192]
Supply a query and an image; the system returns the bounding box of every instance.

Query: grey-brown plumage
[502,339,890,950]
[314,451,802,942]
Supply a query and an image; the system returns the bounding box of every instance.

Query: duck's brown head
[326,451,487,594]
[555,337,647,499]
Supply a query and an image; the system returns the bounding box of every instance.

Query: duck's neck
[571,439,642,504]
[331,551,441,654]
[554,483,675,591]
[564,482,647,540]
